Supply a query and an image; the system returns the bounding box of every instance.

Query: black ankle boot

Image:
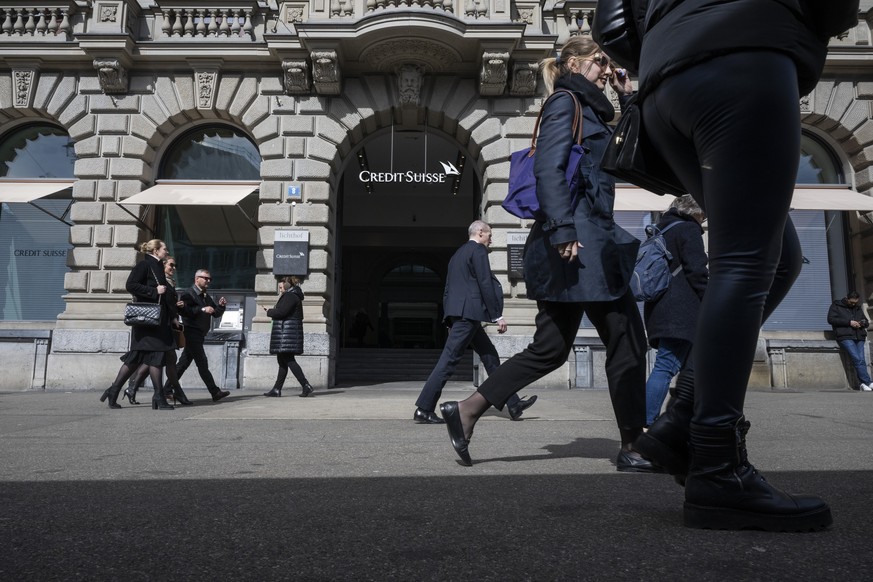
[264,386,282,397]
[634,363,695,482]
[683,418,832,532]
[152,386,175,410]
[172,384,193,406]
[100,385,123,409]
[299,383,314,398]
[123,384,140,405]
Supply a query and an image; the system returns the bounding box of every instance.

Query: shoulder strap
[657,221,684,277]
[529,89,585,155]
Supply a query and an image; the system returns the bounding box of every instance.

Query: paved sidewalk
[1,383,872,581]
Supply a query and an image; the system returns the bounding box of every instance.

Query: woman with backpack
[439,35,653,473]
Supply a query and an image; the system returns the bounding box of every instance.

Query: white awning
[0,180,74,203]
[615,186,873,212]
[119,182,258,206]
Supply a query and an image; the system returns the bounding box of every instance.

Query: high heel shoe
[101,385,122,409]
[152,397,175,410]
[172,385,193,406]
[123,387,140,405]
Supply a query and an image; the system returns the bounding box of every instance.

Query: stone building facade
[2,1,873,392]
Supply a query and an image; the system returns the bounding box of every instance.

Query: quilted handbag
[504,89,584,221]
[124,302,162,327]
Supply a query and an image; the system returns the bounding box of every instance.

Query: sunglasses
[166,263,177,268]
[198,276,212,281]
[590,53,613,68]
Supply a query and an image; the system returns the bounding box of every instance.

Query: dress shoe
[439,401,472,466]
[413,408,445,424]
[507,395,538,421]
[300,383,314,397]
[212,390,230,402]
[616,448,664,473]
[264,387,281,397]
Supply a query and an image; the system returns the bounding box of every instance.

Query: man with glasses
[165,269,231,402]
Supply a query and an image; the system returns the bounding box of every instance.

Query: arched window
[764,132,845,331]
[157,126,260,291]
[0,124,74,321]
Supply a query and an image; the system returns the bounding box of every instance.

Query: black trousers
[274,353,309,390]
[642,51,803,426]
[415,318,520,412]
[477,292,647,438]
[172,335,220,395]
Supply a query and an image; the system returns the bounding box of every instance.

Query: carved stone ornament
[396,64,425,107]
[479,51,509,96]
[311,50,341,95]
[800,93,813,115]
[99,3,119,22]
[196,70,219,109]
[283,59,311,94]
[13,69,36,108]
[93,59,128,95]
[362,39,460,73]
[509,62,538,97]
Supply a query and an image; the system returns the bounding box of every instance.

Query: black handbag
[591,0,646,75]
[123,268,163,327]
[601,97,685,196]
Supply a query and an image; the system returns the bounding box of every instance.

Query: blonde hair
[540,36,601,95]
[140,239,166,255]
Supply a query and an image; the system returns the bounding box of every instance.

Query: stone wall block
[305,181,330,203]
[51,329,130,353]
[70,225,93,245]
[140,95,171,128]
[306,226,330,247]
[89,271,109,293]
[74,158,108,179]
[114,225,140,246]
[328,97,362,133]
[75,136,100,158]
[470,117,504,149]
[256,274,280,293]
[442,79,480,122]
[307,137,338,163]
[252,116,280,143]
[261,158,294,179]
[71,248,100,269]
[258,203,292,224]
[308,249,329,270]
[258,136,285,159]
[110,271,131,292]
[32,71,60,111]
[70,202,105,223]
[215,74,243,112]
[90,95,141,114]
[117,180,146,199]
[480,138,510,166]
[47,74,77,120]
[102,248,137,268]
[295,159,330,180]
[259,180,284,202]
[293,203,330,225]
[493,97,529,116]
[97,180,118,201]
[109,158,148,180]
[68,116,97,141]
[304,272,327,294]
[230,78,259,119]
[106,203,141,223]
[154,77,184,120]
[286,137,305,157]
[255,249,269,270]
[72,180,97,201]
[97,114,130,135]
[130,115,159,144]
[122,136,150,160]
[129,75,155,94]
[316,118,348,146]
[0,74,11,110]
[503,116,538,137]
[94,225,114,246]
[78,75,102,94]
[64,272,88,292]
[281,116,315,136]
[260,76,284,95]
[101,136,122,157]
[296,95,328,115]
[242,96,271,129]
[58,95,88,128]
[342,79,376,128]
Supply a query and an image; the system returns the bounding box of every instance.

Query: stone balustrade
[159,6,255,39]
[0,6,72,39]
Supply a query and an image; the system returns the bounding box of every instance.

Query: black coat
[443,240,503,323]
[637,0,828,96]
[268,286,304,355]
[827,299,869,341]
[179,285,226,340]
[643,209,708,347]
[125,254,176,351]
[524,74,639,302]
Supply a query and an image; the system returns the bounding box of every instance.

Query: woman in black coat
[631,0,847,530]
[99,239,178,410]
[641,195,707,426]
[440,35,652,472]
[262,276,313,398]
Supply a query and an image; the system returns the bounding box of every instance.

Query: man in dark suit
[414,221,537,424]
[165,269,230,402]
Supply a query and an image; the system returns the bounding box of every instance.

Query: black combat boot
[683,418,832,532]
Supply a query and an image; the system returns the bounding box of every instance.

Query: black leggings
[274,353,309,390]
[642,51,803,426]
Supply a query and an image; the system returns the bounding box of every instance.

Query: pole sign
[274,230,309,276]
[507,231,528,279]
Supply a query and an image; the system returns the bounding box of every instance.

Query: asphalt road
[1,383,871,581]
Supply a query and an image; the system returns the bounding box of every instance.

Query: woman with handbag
[123,255,192,406]
[100,239,178,410]
[262,276,314,398]
[440,35,653,472]
[626,0,848,531]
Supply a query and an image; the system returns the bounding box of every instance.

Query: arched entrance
[335,121,480,383]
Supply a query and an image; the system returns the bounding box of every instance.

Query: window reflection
[0,125,75,179]
[161,127,260,180]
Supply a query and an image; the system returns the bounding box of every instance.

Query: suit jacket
[180,285,226,339]
[443,240,503,324]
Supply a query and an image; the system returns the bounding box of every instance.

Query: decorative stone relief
[800,93,813,115]
[93,59,128,94]
[479,51,508,96]
[362,39,460,73]
[283,3,308,23]
[13,69,36,108]
[196,70,219,109]
[312,50,341,95]
[396,64,425,107]
[99,3,119,22]
[509,62,538,96]
[283,59,311,94]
